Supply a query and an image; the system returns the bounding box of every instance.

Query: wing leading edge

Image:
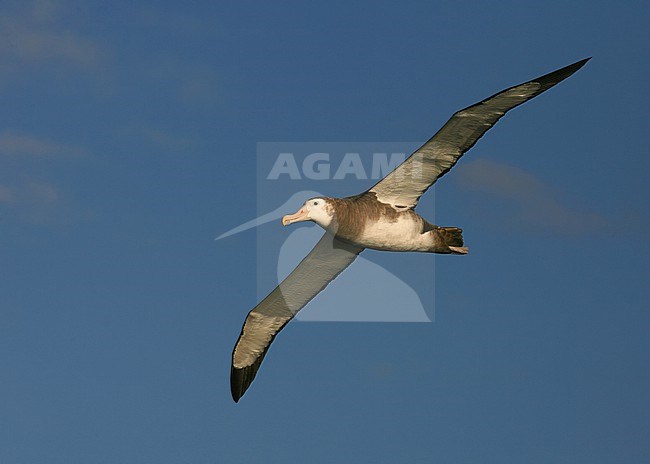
[369,58,590,208]
[231,233,364,402]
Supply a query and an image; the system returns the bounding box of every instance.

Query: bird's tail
[434,227,468,254]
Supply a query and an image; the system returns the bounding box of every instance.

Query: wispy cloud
[0,127,88,225]
[179,71,219,105]
[0,23,103,67]
[0,130,85,157]
[30,0,61,23]
[26,180,59,203]
[0,2,105,69]
[0,180,66,225]
[137,4,213,38]
[141,128,194,150]
[134,5,220,105]
[115,124,201,154]
[454,159,606,235]
[139,54,219,107]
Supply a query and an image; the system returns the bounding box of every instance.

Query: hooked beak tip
[282,209,307,226]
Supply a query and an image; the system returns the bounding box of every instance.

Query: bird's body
[322,193,466,253]
[226,57,591,402]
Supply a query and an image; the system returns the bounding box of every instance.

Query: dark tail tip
[440,227,464,247]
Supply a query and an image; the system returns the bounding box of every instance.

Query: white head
[281,197,334,229]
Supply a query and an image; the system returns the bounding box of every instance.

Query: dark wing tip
[231,364,255,403]
[230,366,245,403]
[534,57,591,90]
[230,353,267,403]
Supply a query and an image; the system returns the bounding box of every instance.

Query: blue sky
[1,1,648,462]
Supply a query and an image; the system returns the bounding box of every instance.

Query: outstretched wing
[231,233,364,402]
[369,58,590,208]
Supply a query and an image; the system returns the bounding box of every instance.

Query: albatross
[229,58,590,402]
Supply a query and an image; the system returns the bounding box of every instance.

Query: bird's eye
[313,201,319,206]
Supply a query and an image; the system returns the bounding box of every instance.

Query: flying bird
[229,58,590,402]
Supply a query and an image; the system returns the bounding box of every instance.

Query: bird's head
[282,197,334,228]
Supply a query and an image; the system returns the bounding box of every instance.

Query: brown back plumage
[328,192,422,242]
